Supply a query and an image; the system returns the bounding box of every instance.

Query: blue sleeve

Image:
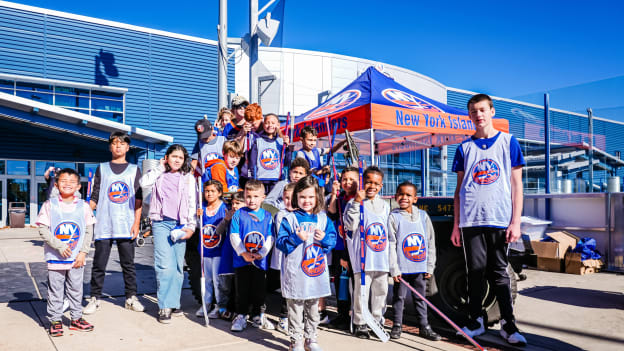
[230,209,241,235]
[276,218,304,255]
[509,135,525,168]
[320,218,337,253]
[191,141,200,160]
[451,145,465,172]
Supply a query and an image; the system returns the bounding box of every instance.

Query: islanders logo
[305,89,361,120]
[243,231,265,253]
[203,152,221,168]
[365,222,387,252]
[471,159,501,185]
[402,233,427,262]
[381,88,443,112]
[108,181,130,204]
[54,221,81,251]
[259,148,279,170]
[301,244,326,277]
[202,224,220,249]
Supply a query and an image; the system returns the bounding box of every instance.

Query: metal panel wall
[0,4,235,160]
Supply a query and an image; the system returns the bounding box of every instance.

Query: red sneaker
[69,318,94,332]
[49,320,63,337]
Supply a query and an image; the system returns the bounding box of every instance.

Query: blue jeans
[153,219,186,309]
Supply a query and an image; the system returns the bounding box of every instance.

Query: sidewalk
[1,227,623,351]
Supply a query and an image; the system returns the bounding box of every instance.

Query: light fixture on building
[256,12,280,46]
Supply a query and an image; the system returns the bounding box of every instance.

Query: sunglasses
[234,104,248,109]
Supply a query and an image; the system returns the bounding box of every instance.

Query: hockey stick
[325,117,338,182]
[358,159,390,342]
[196,179,210,327]
[398,277,486,351]
[344,130,360,167]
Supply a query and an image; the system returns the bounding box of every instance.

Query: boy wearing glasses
[83,132,144,315]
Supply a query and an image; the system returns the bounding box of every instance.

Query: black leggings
[234,265,266,316]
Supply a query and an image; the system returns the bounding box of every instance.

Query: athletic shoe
[125,295,145,312]
[171,308,184,317]
[458,317,485,338]
[319,310,330,325]
[500,319,527,346]
[158,308,172,324]
[277,317,289,334]
[390,324,402,339]
[289,339,305,351]
[261,313,276,330]
[207,306,221,319]
[419,325,441,341]
[328,316,350,330]
[49,320,63,337]
[220,310,233,321]
[195,305,206,317]
[304,339,323,351]
[82,296,100,315]
[231,314,247,332]
[354,324,370,339]
[69,318,94,332]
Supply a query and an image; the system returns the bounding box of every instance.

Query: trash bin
[9,202,26,228]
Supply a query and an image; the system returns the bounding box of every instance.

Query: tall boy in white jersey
[451,94,526,346]
[84,132,144,315]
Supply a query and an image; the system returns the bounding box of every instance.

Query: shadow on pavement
[520,286,623,310]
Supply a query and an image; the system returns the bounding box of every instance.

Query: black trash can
[9,202,26,228]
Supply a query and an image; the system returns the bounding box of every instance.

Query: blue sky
[10,0,624,118]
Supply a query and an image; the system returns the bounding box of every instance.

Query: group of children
[37,92,527,349]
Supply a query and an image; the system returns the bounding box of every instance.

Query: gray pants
[287,298,320,342]
[47,267,84,322]
[353,271,388,325]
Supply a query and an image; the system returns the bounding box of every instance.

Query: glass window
[0,160,4,174]
[16,81,52,93]
[15,90,53,104]
[55,94,90,109]
[92,98,123,112]
[0,79,14,89]
[91,110,123,123]
[91,90,123,101]
[54,86,90,97]
[7,179,30,223]
[7,160,30,175]
[78,163,99,177]
[0,87,13,94]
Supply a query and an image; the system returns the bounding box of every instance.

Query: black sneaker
[390,324,402,339]
[354,324,370,339]
[158,308,172,324]
[171,308,184,317]
[419,325,441,341]
[328,316,350,330]
[319,310,330,325]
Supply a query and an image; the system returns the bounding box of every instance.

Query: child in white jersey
[37,168,96,336]
[451,93,526,346]
[276,176,336,351]
[343,165,390,339]
[388,182,440,341]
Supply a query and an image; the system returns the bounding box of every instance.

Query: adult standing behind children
[140,144,197,323]
[84,132,144,315]
[295,126,345,187]
[222,95,251,141]
[451,93,526,346]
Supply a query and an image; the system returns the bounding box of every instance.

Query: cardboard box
[531,231,579,272]
[565,252,603,275]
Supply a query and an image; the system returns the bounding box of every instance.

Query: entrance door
[7,178,30,225]
[0,179,5,227]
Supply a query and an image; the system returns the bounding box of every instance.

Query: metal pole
[588,108,594,192]
[420,149,426,197]
[217,0,228,109]
[370,128,375,166]
[545,93,551,219]
[249,0,258,103]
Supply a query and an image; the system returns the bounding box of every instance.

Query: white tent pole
[370,128,375,166]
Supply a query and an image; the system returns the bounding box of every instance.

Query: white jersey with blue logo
[391,209,428,274]
[459,132,513,228]
[346,198,390,274]
[255,137,282,181]
[94,162,137,240]
[44,198,86,264]
[199,136,226,167]
[280,212,331,299]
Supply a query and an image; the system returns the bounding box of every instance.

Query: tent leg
[370,128,375,166]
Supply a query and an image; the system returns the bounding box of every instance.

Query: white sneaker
[500,319,527,346]
[457,316,485,338]
[83,297,100,315]
[125,295,145,312]
[304,339,323,351]
[195,306,206,317]
[277,317,289,334]
[207,306,221,319]
[231,314,247,332]
[260,313,275,330]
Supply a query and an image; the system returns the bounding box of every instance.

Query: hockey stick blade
[361,295,390,342]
